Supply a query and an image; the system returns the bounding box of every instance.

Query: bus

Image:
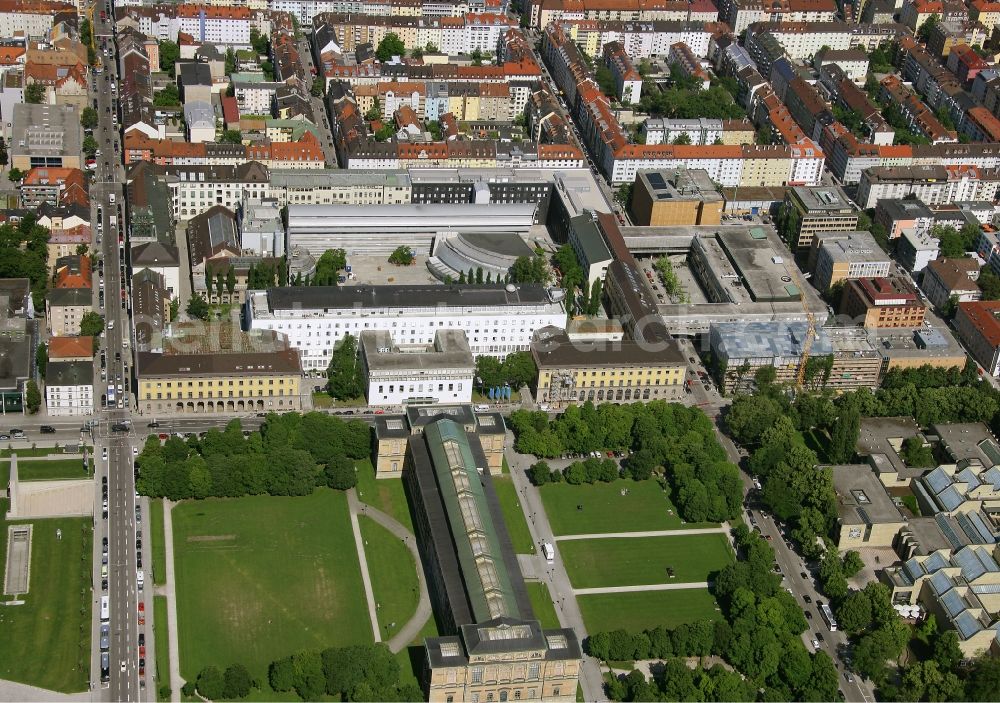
[107,385,116,408]
[819,603,838,631]
[100,595,110,622]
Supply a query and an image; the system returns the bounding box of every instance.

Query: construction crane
[789,267,817,389]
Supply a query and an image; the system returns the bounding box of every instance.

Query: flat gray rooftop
[830,464,904,525]
[933,423,1000,468]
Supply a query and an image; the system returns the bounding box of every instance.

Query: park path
[505,438,609,703]
[347,488,432,653]
[0,679,92,702]
[554,527,726,541]
[573,581,710,595]
[346,489,382,644]
[161,499,182,703]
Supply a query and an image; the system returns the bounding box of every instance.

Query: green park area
[150,499,166,586]
[355,459,414,533]
[17,458,91,481]
[577,589,722,635]
[525,581,560,629]
[540,479,716,536]
[559,533,733,588]
[154,595,170,701]
[172,489,372,685]
[0,500,92,692]
[359,515,421,641]
[492,477,535,554]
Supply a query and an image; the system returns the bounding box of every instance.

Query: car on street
[845,672,855,683]
[811,639,821,651]
[102,448,108,460]
[815,632,824,642]
[120,660,126,673]
[804,595,812,604]
[801,571,809,579]
[40,425,55,433]
[805,610,812,619]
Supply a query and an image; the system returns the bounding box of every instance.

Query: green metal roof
[424,419,519,623]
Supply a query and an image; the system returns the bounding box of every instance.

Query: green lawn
[150,499,166,586]
[492,477,535,554]
[172,489,372,683]
[525,581,560,629]
[578,589,722,634]
[0,460,8,488]
[0,500,92,692]
[540,479,717,535]
[560,533,733,588]
[355,459,414,533]
[311,391,366,408]
[17,458,91,481]
[359,515,420,641]
[1,446,87,458]
[154,595,170,701]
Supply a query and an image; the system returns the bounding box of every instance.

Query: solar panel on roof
[647,173,667,190]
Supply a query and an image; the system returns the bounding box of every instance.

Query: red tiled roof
[48,336,94,359]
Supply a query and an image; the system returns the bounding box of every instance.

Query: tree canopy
[376,33,405,62]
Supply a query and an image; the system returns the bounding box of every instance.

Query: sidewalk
[346,489,382,644]
[161,500,182,702]
[574,582,710,595]
[554,527,726,541]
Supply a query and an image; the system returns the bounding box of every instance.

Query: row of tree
[510,402,743,524]
[527,457,621,485]
[135,415,369,500]
[474,352,537,391]
[269,644,422,701]
[0,216,50,310]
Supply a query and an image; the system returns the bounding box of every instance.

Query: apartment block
[840,276,927,328]
[782,185,859,250]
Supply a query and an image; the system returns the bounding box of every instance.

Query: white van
[137,570,144,591]
[100,595,110,622]
[474,404,490,412]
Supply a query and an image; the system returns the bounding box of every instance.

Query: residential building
[136,326,304,415]
[629,168,724,226]
[10,103,81,170]
[709,321,883,393]
[19,167,88,210]
[811,230,893,291]
[237,198,285,257]
[531,327,685,407]
[602,41,642,104]
[840,276,927,328]
[954,300,1000,375]
[567,213,614,287]
[44,360,93,416]
[815,48,869,83]
[667,41,710,90]
[782,185,860,250]
[184,100,216,143]
[130,242,181,297]
[245,284,567,372]
[360,329,475,407]
[856,165,1000,210]
[54,255,92,289]
[831,464,906,550]
[874,198,935,240]
[898,228,941,273]
[178,62,213,104]
[922,258,982,310]
[47,336,93,362]
[45,287,92,336]
[132,268,171,352]
[175,5,252,46]
[186,205,241,302]
[640,117,754,147]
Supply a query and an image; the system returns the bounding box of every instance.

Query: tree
[35,342,47,380]
[311,78,325,97]
[388,246,414,266]
[376,33,406,61]
[527,460,552,485]
[7,167,23,183]
[827,401,860,463]
[835,589,873,633]
[153,83,180,107]
[917,13,941,43]
[595,65,617,98]
[842,550,865,578]
[373,124,394,141]
[553,244,584,293]
[196,666,225,700]
[508,255,547,284]
[186,293,210,320]
[470,48,485,66]
[326,334,364,400]
[226,266,236,296]
[24,380,40,414]
[159,40,179,76]
[80,310,105,338]
[476,355,504,389]
[82,135,98,157]
[250,27,270,55]
[672,131,693,145]
[24,82,44,104]
[220,129,242,144]
[81,107,99,130]
[502,351,537,388]
[900,435,935,467]
[169,298,180,321]
[588,277,603,315]
[980,268,1000,300]
[222,663,253,699]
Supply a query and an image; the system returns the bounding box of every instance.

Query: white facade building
[360,329,475,406]
[176,7,252,46]
[245,284,567,371]
[45,361,94,416]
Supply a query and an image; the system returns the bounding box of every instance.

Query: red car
[139,645,146,657]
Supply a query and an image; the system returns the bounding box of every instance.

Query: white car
[811,639,821,651]
[132,446,138,456]
[102,447,108,460]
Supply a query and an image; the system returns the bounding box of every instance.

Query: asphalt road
[89,2,150,699]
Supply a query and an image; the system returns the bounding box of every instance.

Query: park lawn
[172,489,372,684]
[525,581,560,629]
[560,533,733,588]
[154,596,170,701]
[0,500,92,692]
[150,499,166,586]
[540,479,717,536]
[1,446,82,458]
[355,459,414,534]
[397,611,439,692]
[492,477,535,555]
[578,589,722,634]
[0,460,8,488]
[17,458,91,481]
[359,515,420,640]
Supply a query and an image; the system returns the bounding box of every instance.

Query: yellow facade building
[532,329,686,407]
[136,327,303,415]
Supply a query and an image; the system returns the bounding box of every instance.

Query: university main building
[379,405,582,702]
